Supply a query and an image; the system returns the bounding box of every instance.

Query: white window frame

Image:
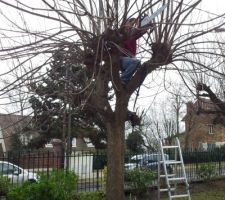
[0,127,6,152]
[207,124,214,134]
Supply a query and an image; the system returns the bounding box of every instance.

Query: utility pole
[66,103,72,170]
[63,65,72,170]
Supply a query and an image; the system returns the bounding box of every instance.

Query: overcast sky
[201,0,225,14]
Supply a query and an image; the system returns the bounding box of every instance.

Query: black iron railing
[0,148,224,191]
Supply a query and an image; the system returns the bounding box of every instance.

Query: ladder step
[158,138,191,199]
[162,145,179,149]
[159,160,182,164]
[165,160,182,164]
[168,177,186,181]
[160,188,176,192]
[171,194,189,198]
[160,174,175,178]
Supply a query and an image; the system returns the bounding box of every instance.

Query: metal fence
[0,148,225,191]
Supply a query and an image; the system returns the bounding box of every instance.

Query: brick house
[0,113,36,154]
[182,98,225,150]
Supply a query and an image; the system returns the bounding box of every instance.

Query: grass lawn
[160,179,225,200]
[191,190,225,200]
[160,191,225,200]
[126,179,225,199]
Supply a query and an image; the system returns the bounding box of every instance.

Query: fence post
[96,150,99,190]
[218,148,222,175]
[52,139,64,169]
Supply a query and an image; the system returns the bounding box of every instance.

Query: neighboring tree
[0,1,225,199]
[28,58,107,149]
[10,128,35,151]
[140,110,161,151]
[10,133,24,152]
[162,116,176,145]
[1,64,31,115]
[170,88,185,135]
[140,92,184,149]
[162,89,185,144]
[126,131,144,153]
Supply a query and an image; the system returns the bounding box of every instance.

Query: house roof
[0,113,31,151]
[182,98,220,121]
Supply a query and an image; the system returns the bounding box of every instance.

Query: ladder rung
[159,138,191,199]
[160,174,175,178]
[165,160,182,164]
[162,145,179,149]
[159,160,182,164]
[168,177,186,181]
[160,188,176,192]
[171,194,189,198]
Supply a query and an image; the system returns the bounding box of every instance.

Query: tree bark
[106,118,125,200]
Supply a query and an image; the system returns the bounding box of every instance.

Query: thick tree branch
[197,83,225,114]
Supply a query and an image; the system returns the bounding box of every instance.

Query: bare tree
[1,61,31,116]
[141,94,182,148]
[140,110,162,151]
[171,91,184,135]
[0,1,225,199]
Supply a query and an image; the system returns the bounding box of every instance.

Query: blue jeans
[121,57,140,84]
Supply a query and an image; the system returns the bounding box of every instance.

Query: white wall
[69,152,94,179]
[0,127,6,152]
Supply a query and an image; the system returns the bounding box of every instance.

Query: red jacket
[123,30,146,57]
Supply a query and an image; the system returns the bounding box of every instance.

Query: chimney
[186,101,194,114]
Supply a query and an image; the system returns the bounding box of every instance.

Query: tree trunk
[106,119,125,200]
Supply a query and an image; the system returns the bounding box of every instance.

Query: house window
[207,124,214,134]
[207,143,216,150]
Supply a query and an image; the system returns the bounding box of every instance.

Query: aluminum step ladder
[157,137,191,200]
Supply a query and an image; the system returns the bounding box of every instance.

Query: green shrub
[78,191,105,200]
[7,170,78,200]
[197,163,216,181]
[124,168,157,197]
[6,182,32,200]
[0,175,11,196]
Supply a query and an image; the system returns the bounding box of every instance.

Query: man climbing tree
[0,1,225,200]
[120,17,154,86]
